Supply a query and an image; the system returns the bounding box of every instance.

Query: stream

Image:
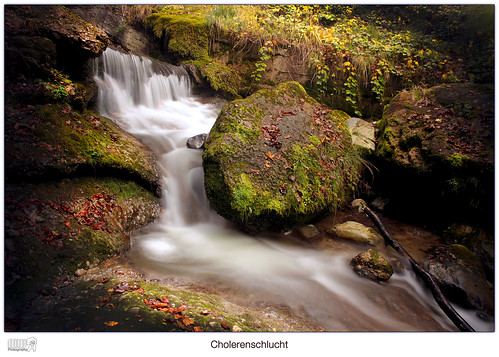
[93,48,492,332]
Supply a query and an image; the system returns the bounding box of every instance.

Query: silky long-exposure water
[93,48,491,331]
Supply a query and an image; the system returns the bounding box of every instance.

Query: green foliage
[251,43,273,82]
[36,68,74,101]
[146,5,492,115]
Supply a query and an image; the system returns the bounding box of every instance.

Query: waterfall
[93,48,491,332]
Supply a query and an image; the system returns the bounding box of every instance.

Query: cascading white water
[93,48,491,332]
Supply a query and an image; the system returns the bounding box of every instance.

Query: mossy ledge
[203,82,362,233]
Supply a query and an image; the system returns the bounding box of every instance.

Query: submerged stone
[350,249,393,281]
[203,81,361,233]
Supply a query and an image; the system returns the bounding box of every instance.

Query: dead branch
[352,199,475,332]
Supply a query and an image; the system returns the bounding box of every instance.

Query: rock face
[5,5,109,78]
[345,117,376,151]
[68,5,161,58]
[374,83,494,230]
[203,81,361,232]
[350,249,393,281]
[327,221,382,246]
[423,244,493,315]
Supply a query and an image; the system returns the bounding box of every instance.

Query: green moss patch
[146,6,210,62]
[4,177,161,298]
[4,103,160,195]
[203,82,361,232]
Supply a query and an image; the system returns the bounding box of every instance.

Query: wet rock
[327,221,382,246]
[371,197,389,212]
[350,249,393,281]
[423,244,493,314]
[442,224,494,282]
[187,133,208,149]
[296,224,320,241]
[203,81,361,232]
[345,117,376,151]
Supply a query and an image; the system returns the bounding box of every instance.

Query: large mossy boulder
[374,83,494,230]
[4,103,161,196]
[203,82,361,232]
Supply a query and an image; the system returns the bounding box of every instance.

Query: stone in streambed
[350,249,393,282]
[327,221,382,246]
[203,81,361,233]
[296,224,321,241]
[187,133,208,149]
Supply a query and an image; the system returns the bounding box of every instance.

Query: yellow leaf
[104,321,119,327]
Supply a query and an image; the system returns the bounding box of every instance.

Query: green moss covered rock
[350,249,393,281]
[4,177,161,301]
[4,103,161,195]
[145,5,210,62]
[373,83,494,230]
[203,81,361,232]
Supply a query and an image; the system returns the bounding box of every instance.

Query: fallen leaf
[103,321,119,327]
[182,316,194,326]
[193,326,204,332]
[221,321,230,330]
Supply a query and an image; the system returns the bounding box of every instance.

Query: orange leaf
[104,321,119,327]
[193,326,204,332]
[65,221,71,228]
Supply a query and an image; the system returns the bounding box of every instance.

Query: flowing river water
[93,48,492,332]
